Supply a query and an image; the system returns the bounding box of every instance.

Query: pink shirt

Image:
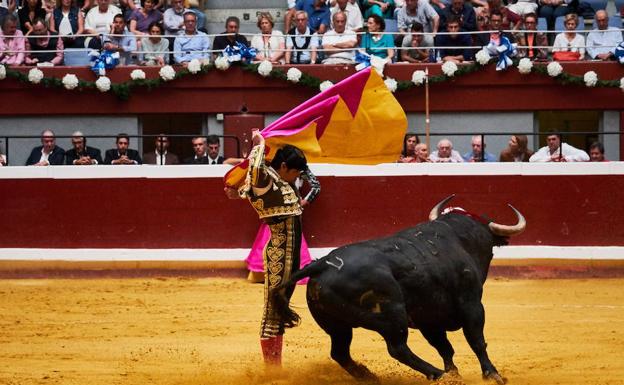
[0,29,25,65]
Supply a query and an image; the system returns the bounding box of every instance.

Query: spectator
[296,0,331,34]
[586,10,621,61]
[17,0,47,35]
[330,0,363,32]
[0,14,26,65]
[186,0,205,32]
[462,135,496,162]
[507,0,537,18]
[163,0,186,37]
[286,11,319,64]
[83,0,121,49]
[49,0,85,49]
[183,136,210,164]
[529,133,589,162]
[413,143,431,162]
[486,0,520,30]
[251,12,285,64]
[440,0,477,32]
[435,16,473,62]
[539,0,573,32]
[103,14,137,65]
[25,18,64,66]
[205,135,224,164]
[430,138,464,162]
[26,129,65,166]
[361,14,394,62]
[322,10,357,64]
[400,22,432,62]
[397,133,419,163]
[65,131,103,165]
[551,13,584,59]
[284,0,297,33]
[128,0,162,36]
[0,151,6,166]
[104,133,142,165]
[212,16,249,61]
[362,0,395,19]
[173,11,210,65]
[588,142,606,162]
[474,10,515,49]
[499,134,533,162]
[397,0,439,47]
[0,0,16,16]
[515,13,548,60]
[140,22,168,66]
[143,134,180,165]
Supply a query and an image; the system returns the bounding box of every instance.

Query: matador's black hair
[270,144,307,172]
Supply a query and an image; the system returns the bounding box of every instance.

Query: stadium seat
[64,49,91,66]
[554,16,585,31]
[583,0,608,11]
[385,18,398,33]
[537,17,548,31]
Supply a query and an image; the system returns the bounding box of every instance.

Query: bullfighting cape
[224,67,407,188]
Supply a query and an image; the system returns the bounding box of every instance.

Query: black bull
[275,195,526,383]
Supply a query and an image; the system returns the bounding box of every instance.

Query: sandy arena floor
[0,277,623,385]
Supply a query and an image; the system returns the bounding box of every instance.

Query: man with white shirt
[529,134,589,162]
[84,0,122,48]
[286,11,318,64]
[322,11,357,64]
[330,0,363,32]
[397,0,439,46]
[26,129,65,166]
[429,138,464,163]
[184,136,223,164]
[586,10,622,61]
[143,134,180,165]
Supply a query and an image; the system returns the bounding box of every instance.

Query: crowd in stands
[1,0,623,66]
[0,129,608,166]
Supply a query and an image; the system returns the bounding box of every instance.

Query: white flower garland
[95,76,111,92]
[583,71,598,87]
[411,70,427,86]
[620,77,624,92]
[286,67,302,83]
[28,68,44,84]
[517,58,533,74]
[319,80,333,92]
[441,61,458,77]
[547,61,563,77]
[384,77,398,93]
[159,65,176,81]
[258,60,273,77]
[215,56,230,71]
[187,59,202,74]
[475,49,491,66]
[0,64,6,80]
[130,69,146,80]
[62,74,79,90]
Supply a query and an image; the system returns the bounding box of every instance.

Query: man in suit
[206,134,224,165]
[143,134,180,165]
[26,129,65,166]
[65,131,103,165]
[184,135,224,164]
[104,133,142,165]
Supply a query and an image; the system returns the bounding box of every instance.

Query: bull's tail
[271,258,331,329]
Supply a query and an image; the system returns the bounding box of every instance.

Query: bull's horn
[488,204,526,237]
[429,194,456,221]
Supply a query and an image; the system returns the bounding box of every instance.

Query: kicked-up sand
[0,277,623,385]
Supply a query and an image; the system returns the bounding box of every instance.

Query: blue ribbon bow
[223,42,257,63]
[615,42,624,64]
[89,50,120,76]
[354,51,371,71]
[487,36,517,71]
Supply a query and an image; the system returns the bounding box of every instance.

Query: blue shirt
[173,30,211,63]
[296,0,331,32]
[462,151,497,162]
[102,28,137,64]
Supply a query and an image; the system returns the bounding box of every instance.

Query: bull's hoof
[427,369,446,381]
[433,371,466,385]
[445,364,459,374]
[483,371,507,385]
[347,362,379,383]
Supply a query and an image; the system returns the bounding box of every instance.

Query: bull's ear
[429,194,456,221]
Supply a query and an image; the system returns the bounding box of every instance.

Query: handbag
[553,51,581,61]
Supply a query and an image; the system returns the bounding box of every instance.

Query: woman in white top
[552,13,585,58]
[251,12,285,64]
[140,22,169,66]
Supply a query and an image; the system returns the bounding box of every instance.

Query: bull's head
[428,194,526,237]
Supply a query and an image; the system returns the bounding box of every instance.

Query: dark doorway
[141,114,205,161]
[536,111,600,153]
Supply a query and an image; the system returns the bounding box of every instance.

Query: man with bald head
[586,10,621,61]
[26,129,66,166]
[430,138,464,163]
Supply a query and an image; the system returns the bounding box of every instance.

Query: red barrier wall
[1,171,623,248]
